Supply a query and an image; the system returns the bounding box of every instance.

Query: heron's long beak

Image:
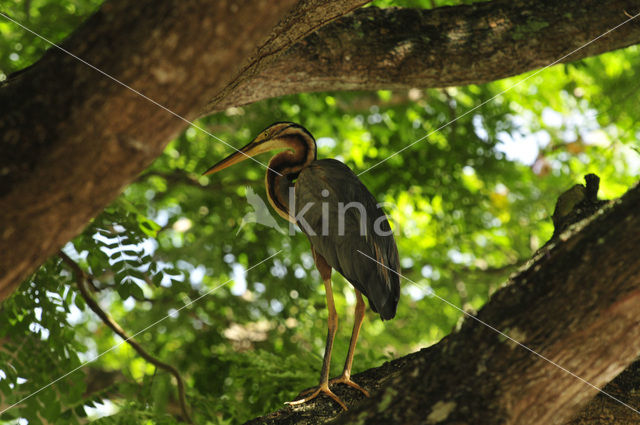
[203,138,286,175]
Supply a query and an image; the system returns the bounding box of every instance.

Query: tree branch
[244,181,640,424]
[0,0,369,301]
[205,0,640,114]
[0,0,298,301]
[59,251,192,424]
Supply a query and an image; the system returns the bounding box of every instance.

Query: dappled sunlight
[1,0,639,423]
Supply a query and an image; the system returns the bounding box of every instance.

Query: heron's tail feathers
[367,274,400,320]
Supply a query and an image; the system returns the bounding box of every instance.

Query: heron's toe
[329,375,370,397]
[286,383,348,410]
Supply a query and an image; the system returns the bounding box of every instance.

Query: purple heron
[204,122,400,410]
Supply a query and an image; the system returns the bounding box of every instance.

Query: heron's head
[203,122,315,175]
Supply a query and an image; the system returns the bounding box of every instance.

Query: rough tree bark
[1,0,639,301]
[205,0,640,114]
[243,182,640,424]
[0,0,362,300]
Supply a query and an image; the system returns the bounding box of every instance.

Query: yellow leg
[286,252,348,410]
[328,290,370,397]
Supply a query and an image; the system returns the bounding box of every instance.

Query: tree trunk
[244,182,640,424]
[1,0,639,303]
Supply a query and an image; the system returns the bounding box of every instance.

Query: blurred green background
[1,0,639,423]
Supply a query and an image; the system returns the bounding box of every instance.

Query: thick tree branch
[59,251,192,423]
[2,0,640,306]
[244,181,640,424]
[205,0,640,113]
[0,0,316,300]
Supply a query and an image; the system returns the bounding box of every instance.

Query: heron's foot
[329,374,370,397]
[286,383,347,410]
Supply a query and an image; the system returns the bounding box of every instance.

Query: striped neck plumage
[265,124,317,221]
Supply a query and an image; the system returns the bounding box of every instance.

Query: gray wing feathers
[295,159,400,320]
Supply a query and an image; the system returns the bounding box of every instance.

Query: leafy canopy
[1,0,639,424]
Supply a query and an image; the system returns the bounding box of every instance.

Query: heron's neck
[265,133,317,222]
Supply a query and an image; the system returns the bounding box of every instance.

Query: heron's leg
[319,276,338,383]
[328,289,370,397]
[286,253,347,410]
